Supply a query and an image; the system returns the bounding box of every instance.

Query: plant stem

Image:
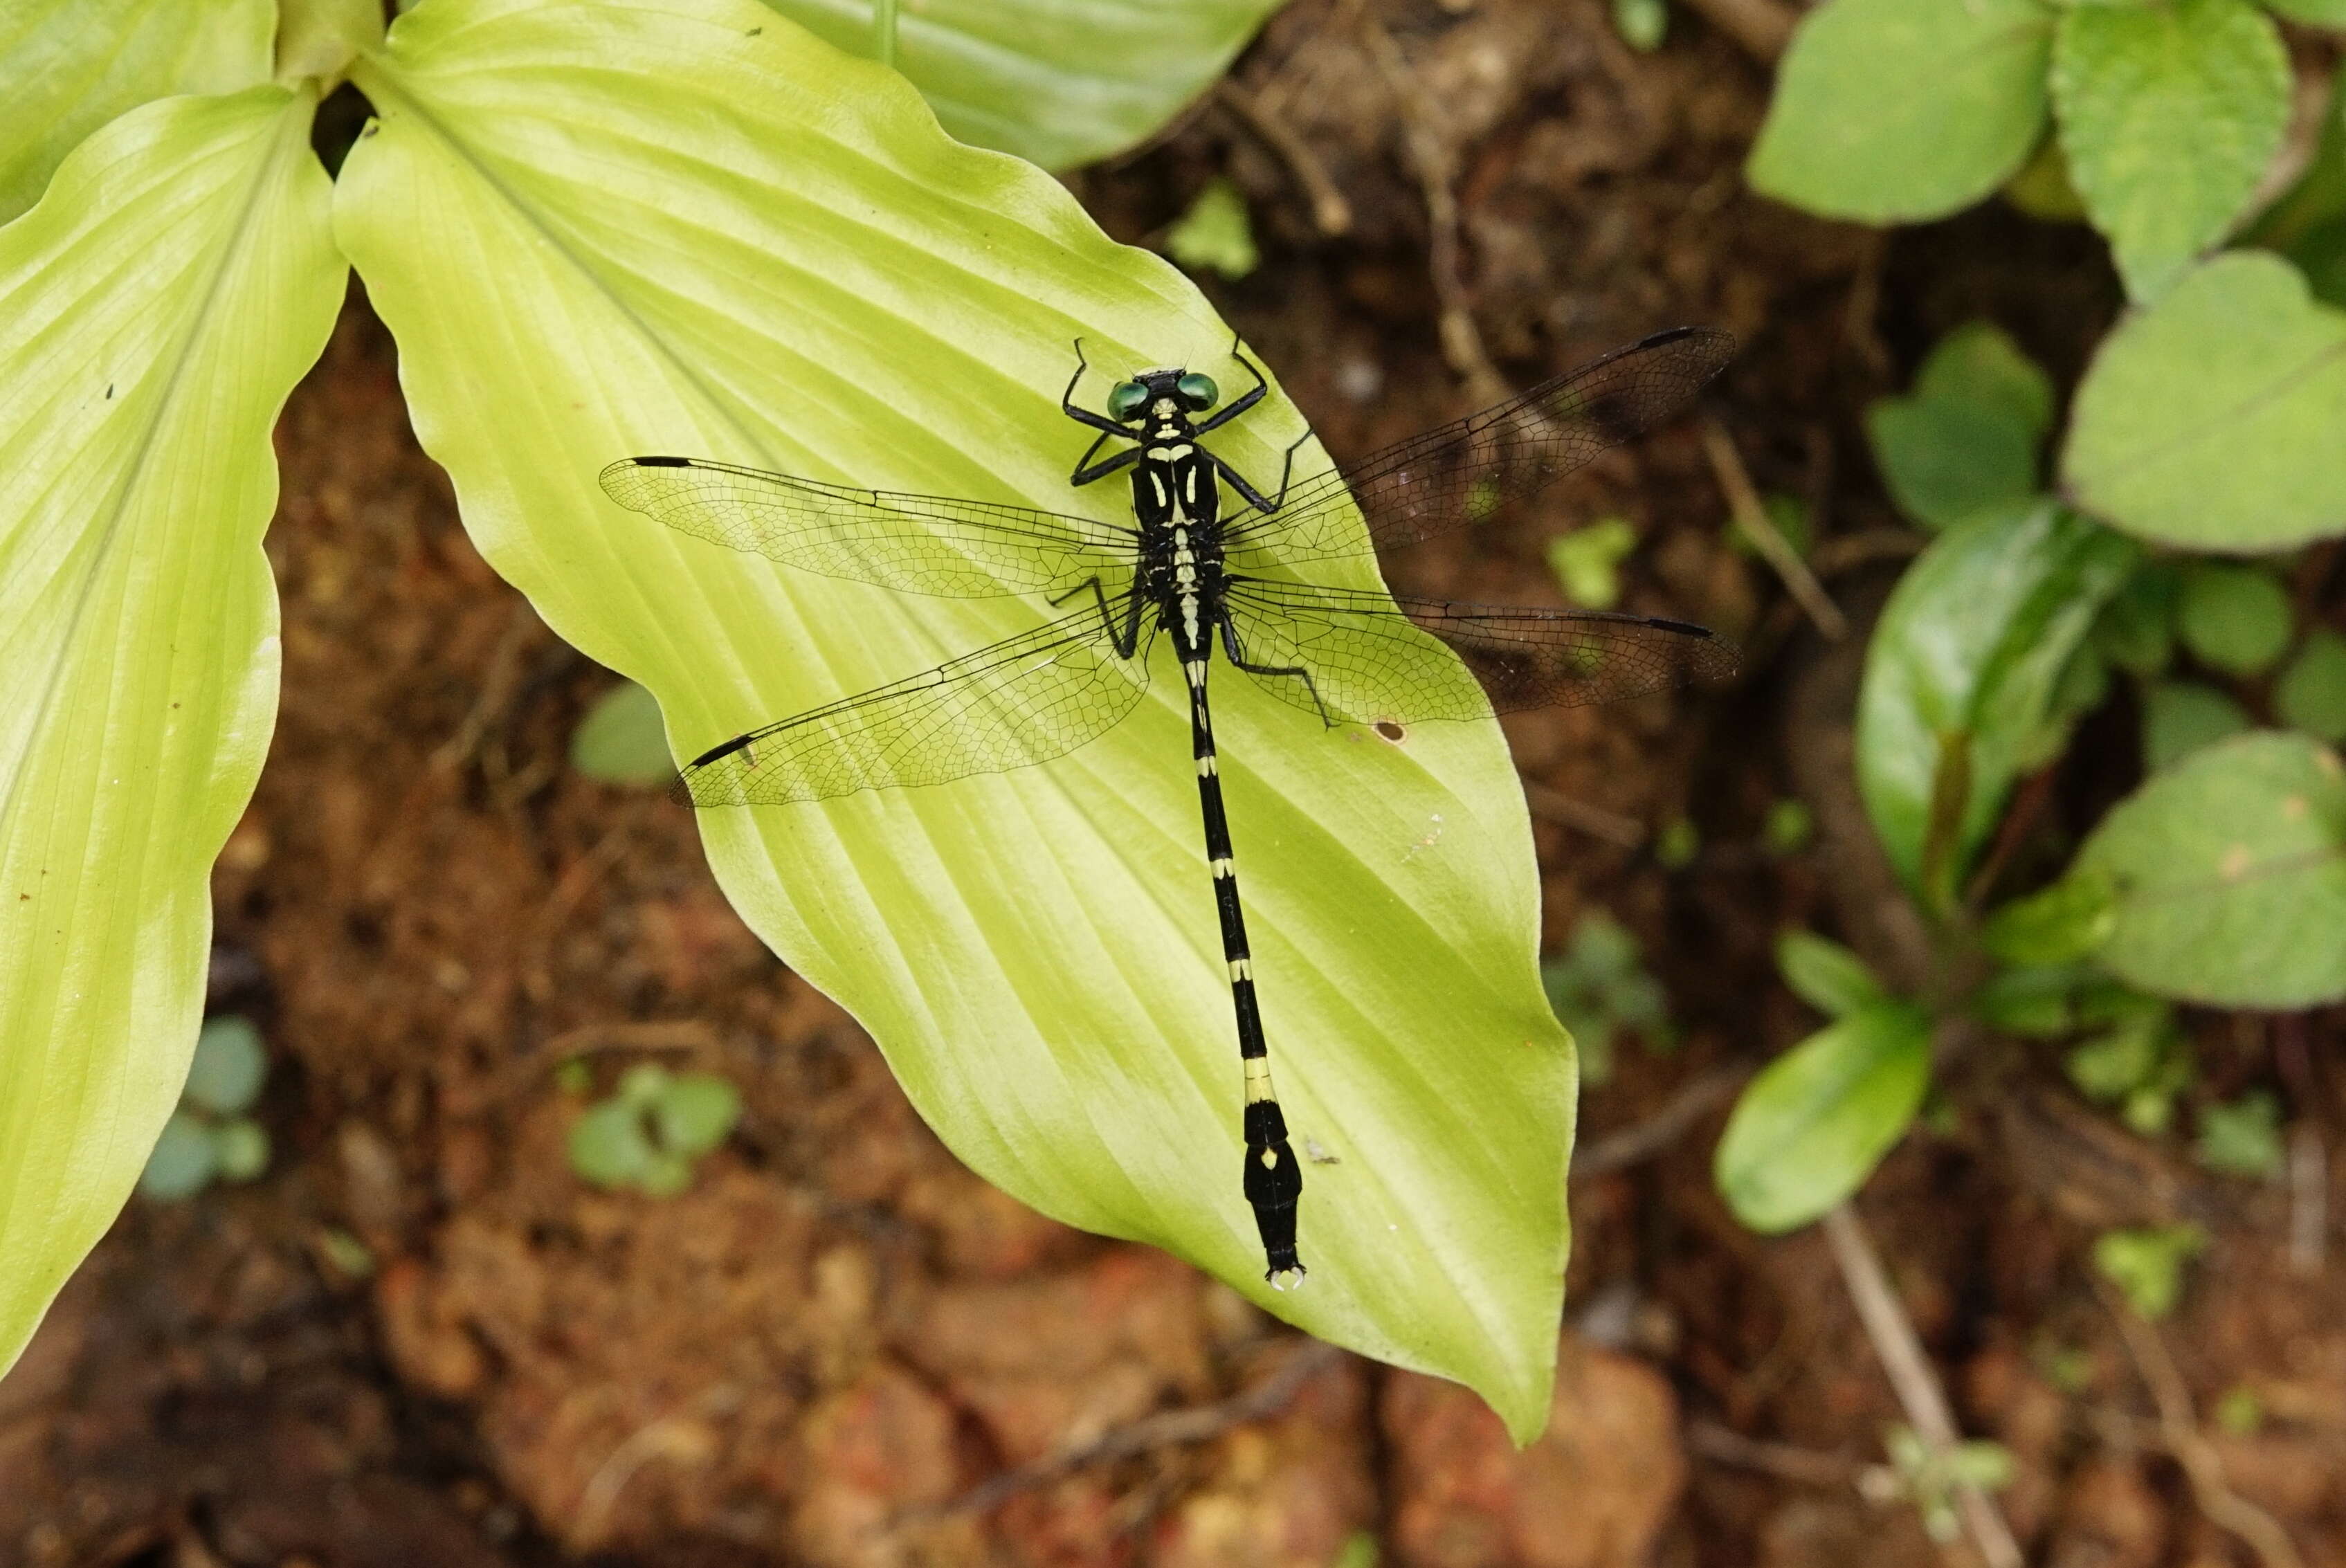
[1823,1204,2024,1568]
[873,0,898,69]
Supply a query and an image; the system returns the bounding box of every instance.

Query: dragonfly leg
[1047,576,1149,660]
[1060,338,1136,439]
[1069,435,1141,488]
[1212,428,1310,520]
[1190,347,1270,436]
[1219,612,1333,725]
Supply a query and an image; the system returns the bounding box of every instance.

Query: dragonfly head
[1109,368,1219,424]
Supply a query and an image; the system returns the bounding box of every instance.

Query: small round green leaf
[1546,518,1637,609]
[2062,253,2346,551]
[570,680,674,785]
[138,1112,221,1202]
[1774,929,1886,1019]
[2077,731,2346,1007]
[2049,0,2290,301]
[568,1099,657,1189]
[1713,1001,1933,1234]
[2142,680,2253,773]
[212,1118,271,1183]
[653,1072,743,1157]
[2177,563,2291,676]
[183,1015,269,1116]
[1612,0,1668,51]
[1864,396,2040,532]
[1915,322,2056,438]
[1747,0,2054,224]
[2276,628,2346,743]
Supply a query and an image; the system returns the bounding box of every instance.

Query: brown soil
[7,2,2345,1566]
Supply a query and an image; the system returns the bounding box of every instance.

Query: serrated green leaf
[0,88,343,1380]
[1747,0,2055,224]
[336,0,1572,1439]
[2063,253,2346,551]
[1856,502,2142,897]
[2051,0,2291,300]
[1713,1001,1932,1233]
[0,0,277,225]
[2077,731,2346,1006]
[2277,628,2346,742]
[1774,929,1886,1019]
[571,679,674,785]
[2178,562,2292,676]
[1980,868,2118,967]
[2143,680,2253,772]
[760,0,1286,171]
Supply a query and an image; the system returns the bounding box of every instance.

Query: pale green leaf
[2177,561,2291,676]
[2093,1223,2203,1320]
[1856,501,2141,897]
[2063,255,2346,552]
[0,86,343,1377]
[2051,0,2290,300]
[1713,1001,1932,1233]
[183,1016,269,1116]
[759,0,1286,171]
[338,0,1572,1439]
[2077,731,2346,1007]
[1747,0,2055,224]
[0,0,277,224]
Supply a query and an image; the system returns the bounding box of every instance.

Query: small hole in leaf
[1374,720,1405,742]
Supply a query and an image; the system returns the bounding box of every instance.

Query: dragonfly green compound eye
[1107,381,1148,421]
[1176,372,1219,412]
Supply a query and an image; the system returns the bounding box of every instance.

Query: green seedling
[1542,914,1675,1086]
[139,1014,273,1201]
[1881,1425,2015,1545]
[1546,517,1638,610]
[1760,797,1814,855]
[2064,992,2193,1136]
[2215,1385,2264,1435]
[1165,176,1257,280]
[2093,1223,2206,1320]
[2194,1089,2284,1179]
[567,1063,743,1197]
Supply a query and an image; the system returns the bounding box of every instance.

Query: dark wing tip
[689,732,755,768]
[633,454,696,468]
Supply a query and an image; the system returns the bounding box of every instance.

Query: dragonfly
[599,325,1738,1288]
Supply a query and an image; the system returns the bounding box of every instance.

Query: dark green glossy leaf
[1857,501,2141,897]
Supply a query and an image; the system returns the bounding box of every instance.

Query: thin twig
[902,1341,1347,1524]
[2095,1280,2307,1568]
[432,598,548,772]
[1701,417,1848,641]
[1215,80,1351,237]
[1807,527,1927,580]
[1521,778,1647,848]
[1354,10,1509,405]
[1822,1205,2025,1568]
[1572,1066,1751,1178]
[1687,1419,1872,1489]
[2272,1014,2328,1277]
